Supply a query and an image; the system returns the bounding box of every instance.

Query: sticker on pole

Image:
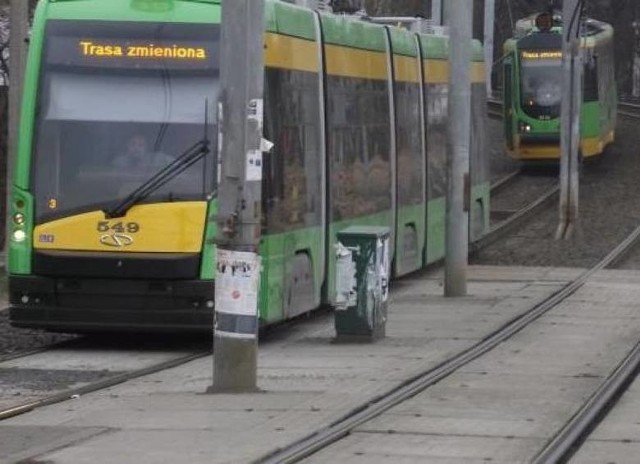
[247,98,264,129]
[246,150,263,181]
[216,250,261,317]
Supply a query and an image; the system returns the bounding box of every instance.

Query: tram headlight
[519,122,532,133]
[13,212,25,226]
[12,229,26,243]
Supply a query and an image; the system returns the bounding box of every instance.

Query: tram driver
[113,133,174,174]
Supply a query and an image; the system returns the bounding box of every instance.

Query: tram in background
[9,0,490,332]
[502,11,617,161]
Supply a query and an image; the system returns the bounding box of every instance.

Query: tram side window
[395,81,424,207]
[425,83,448,200]
[584,55,599,102]
[263,68,322,234]
[327,75,391,221]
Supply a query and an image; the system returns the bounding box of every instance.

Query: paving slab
[2,266,639,464]
[569,343,640,463]
[569,441,640,464]
[0,425,109,464]
[302,433,541,464]
[305,269,640,463]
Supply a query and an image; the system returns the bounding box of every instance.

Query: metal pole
[484,0,496,98]
[209,0,265,393]
[7,0,28,250]
[431,0,442,25]
[445,0,471,297]
[556,0,582,240]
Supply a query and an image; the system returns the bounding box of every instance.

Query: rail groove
[0,350,210,421]
[256,222,640,464]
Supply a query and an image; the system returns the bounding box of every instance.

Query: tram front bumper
[9,275,215,332]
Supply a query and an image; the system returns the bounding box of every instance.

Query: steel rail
[487,99,503,119]
[490,169,520,194]
[0,337,82,364]
[532,223,640,464]
[617,102,640,120]
[255,222,640,464]
[0,350,210,421]
[470,185,559,254]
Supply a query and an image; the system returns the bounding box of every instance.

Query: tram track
[487,99,503,119]
[1,101,634,458]
[531,226,640,463]
[472,169,559,255]
[0,337,82,364]
[617,101,640,120]
[256,218,640,463]
[0,168,540,430]
[0,338,210,421]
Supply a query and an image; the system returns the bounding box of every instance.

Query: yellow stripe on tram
[264,32,319,73]
[393,55,420,84]
[325,44,388,80]
[423,60,486,84]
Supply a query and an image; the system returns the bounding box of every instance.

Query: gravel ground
[474,118,640,269]
[0,275,76,358]
[0,309,76,358]
[490,173,557,216]
[487,117,521,183]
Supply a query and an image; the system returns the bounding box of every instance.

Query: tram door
[504,57,515,150]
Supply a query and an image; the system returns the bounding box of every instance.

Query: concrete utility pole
[484,0,496,98]
[431,0,442,25]
[445,0,472,297]
[209,0,265,393]
[556,0,582,240]
[7,0,29,247]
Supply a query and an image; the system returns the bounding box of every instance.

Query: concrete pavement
[2,266,639,463]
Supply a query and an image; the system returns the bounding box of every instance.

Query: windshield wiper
[105,139,210,218]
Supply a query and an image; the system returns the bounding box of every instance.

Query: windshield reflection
[32,21,219,223]
[520,58,562,118]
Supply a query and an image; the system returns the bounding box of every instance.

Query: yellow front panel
[423,60,486,84]
[265,33,319,73]
[513,133,612,160]
[34,202,208,253]
[325,44,388,80]
[581,136,606,158]
[394,55,420,83]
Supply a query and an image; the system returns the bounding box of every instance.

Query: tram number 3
[97,221,140,233]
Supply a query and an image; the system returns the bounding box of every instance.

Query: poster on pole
[245,150,263,181]
[216,249,261,316]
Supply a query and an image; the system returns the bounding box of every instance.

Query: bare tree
[0,4,8,85]
[363,0,428,17]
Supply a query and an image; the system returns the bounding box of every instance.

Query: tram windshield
[520,54,562,119]
[32,21,220,223]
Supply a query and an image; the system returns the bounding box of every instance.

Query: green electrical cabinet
[334,226,390,342]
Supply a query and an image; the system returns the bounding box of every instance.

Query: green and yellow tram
[9,0,490,332]
[502,12,616,161]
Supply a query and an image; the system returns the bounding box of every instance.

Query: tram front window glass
[520,56,561,119]
[32,21,219,223]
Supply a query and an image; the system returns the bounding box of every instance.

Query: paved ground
[571,305,640,464]
[2,266,640,463]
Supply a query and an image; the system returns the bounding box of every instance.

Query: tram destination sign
[47,36,219,70]
[521,50,563,60]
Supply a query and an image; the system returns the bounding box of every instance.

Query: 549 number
[97,221,140,233]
